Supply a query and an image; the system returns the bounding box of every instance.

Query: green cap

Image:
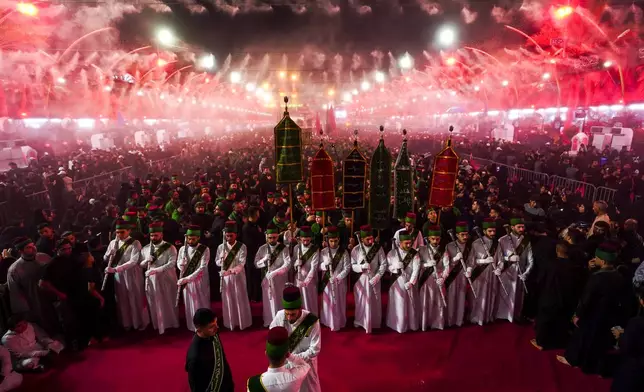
[282,286,302,310]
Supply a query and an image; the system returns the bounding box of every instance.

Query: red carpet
[20,299,611,392]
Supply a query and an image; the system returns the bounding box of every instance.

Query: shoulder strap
[247,374,267,392]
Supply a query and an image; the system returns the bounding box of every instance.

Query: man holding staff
[177,225,211,332]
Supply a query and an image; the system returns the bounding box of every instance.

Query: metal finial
[449,125,453,133]
[379,125,384,140]
[402,129,407,141]
[283,96,289,115]
[353,129,358,147]
[319,129,324,148]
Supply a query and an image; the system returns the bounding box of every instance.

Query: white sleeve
[185,247,210,282]
[336,252,351,280]
[116,241,142,272]
[303,252,319,285]
[291,321,321,361]
[157,246,178,272]
[231,245,247,274]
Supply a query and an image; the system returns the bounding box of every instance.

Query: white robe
[255,243,292,327]
[442,241,469,327]
[293,244,320,316]
[104,237,150,330]
[318,247,351,331]
[495,233,534,322]
[467,237,498,326]
[270,310,321,392]
[215,241,252,331]
[418,245,448,331]
[392,228,424,250]
[386,247,420,333]
[250,355,311,392]
[350,244,387,333]
[140,241,179,334]
[177,244,211,332]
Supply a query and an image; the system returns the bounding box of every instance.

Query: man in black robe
[185,308,234,392]
[557,242,632,375]
[241,206,264,302]
[531,241,585,350]
[611,286,644,392]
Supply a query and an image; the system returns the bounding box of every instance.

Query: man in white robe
[466,219,499,326]
[292,226,320,316]
[103,219,149,331]
[418,226,447,331]
[215,221,252,331]
[350,224,387,334]
[319,226,351,331]
[386,230,420,333]
[246,326,310,392]
[255,223,292,327]
[442,222,472,327]
[495,217,534,323]
[140,221,179,335]
[270,287,321,392]
[177,225,211,332]
[392,212,424,250]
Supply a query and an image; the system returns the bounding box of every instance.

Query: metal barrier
[507,166,550,186]
[71,167,132,192]
[594,186,616,204]
[548,176,597,201]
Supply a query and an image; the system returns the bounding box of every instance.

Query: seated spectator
[0,346,21,392]
[524,195,546,220]
[1,316,63,372]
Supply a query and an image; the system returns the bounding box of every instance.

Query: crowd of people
[0,129,641,392]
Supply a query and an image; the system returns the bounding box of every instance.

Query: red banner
[310,146,335,210]
[428,142,459,208]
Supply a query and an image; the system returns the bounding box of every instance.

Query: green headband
[265,341,289,360]
[360,230,372,239]
[595,249,617,262]
[399,233,412,241]
[115,223,131,230]
[298,230,312,238]
[265,228,279,235]
[455,225,468,233]
[404,216,416,224]
[149,226,164,233]
[186,229,201,237]
[510,218,524,226]
[482,221,496,229]
[327,231,339,238]
[425,229,441,237]
[282,296,302,310]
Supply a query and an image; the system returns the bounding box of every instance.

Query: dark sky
[117,0,532,67]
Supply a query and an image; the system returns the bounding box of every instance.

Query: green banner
[274,107,304,184]
[369,133,391,230]
[393,132,414,220]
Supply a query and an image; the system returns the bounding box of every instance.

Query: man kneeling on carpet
[269,286,321,392]
[1,316,64,372]
[185,308,234,392]
[247,326,310,391]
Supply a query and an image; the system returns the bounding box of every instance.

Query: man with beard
[177,225,211,332]
[103,220,149,332]
[7,238,53,333]
[292,227,320,317]
[35,223,56,257]
[495,217,534,323]
[532,241,585,350]
[350,225,387,334]
[418,225,447,331]
[241,206,265,302]
[557,243,632,375]
[215,221,252,331]
[255,223,292,327]
[442,222,472,328]
[140,221,179,335]
[318,226,351,331]
[393,213,423,250]
[386,230,420,334]
[185,308,234,392]
[270,287,321,392]
[39,239,83,348]
[466,219,499,326]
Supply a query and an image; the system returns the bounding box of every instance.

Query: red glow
[157,59,168,67]
[554,6,573,20]
[20,112,27,117]
[16,2,38,17]
[445,57,457,66]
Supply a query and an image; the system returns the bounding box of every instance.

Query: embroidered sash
[247,375,267,392]
[471,239,499,282]
[152,242,172,261]
[513,235,530,258]
[222,242,242,271]
[108,238,135,268]
[183,244,207,277]
[400,248,417,271]
[288,313,318,352]
[445,241,472,289]
[319,248,345,292]
[418,246,442,287]
[299,245,318,265]
[268,243,285,268]
[206,334,225,392]
[362,243,381,265]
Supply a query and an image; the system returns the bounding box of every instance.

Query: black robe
[185,334,234,392]
[534,256,585,349]
[611,315,644,392]
[564,267,632,375]
[241,220,265,302]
